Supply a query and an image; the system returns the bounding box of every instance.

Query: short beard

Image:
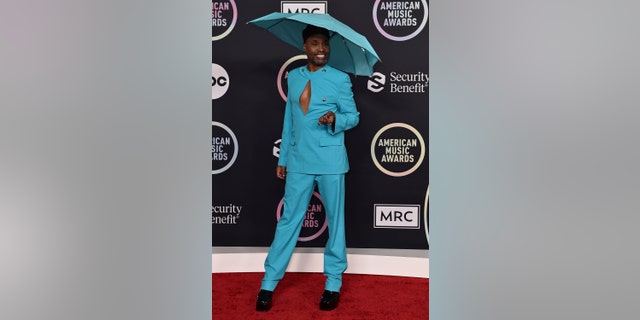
[310,57,327,67]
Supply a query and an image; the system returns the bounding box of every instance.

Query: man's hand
[318,111,335,125]
[276,166,287,180]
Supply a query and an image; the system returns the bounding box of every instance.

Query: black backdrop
[212,0,429,249]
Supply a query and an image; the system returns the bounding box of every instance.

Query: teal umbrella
[248,12,381,77]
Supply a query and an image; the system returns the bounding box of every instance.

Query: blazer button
[322,97,327,102]
[322,69,326,72]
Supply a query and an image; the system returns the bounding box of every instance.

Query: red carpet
[213,272,429,320]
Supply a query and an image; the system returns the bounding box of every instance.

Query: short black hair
[302,24,330,42]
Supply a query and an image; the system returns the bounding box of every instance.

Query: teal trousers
[261,172,348,292]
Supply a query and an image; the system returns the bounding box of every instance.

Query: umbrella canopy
[248,12,381,77]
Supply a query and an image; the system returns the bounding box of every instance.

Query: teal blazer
[278,65,360,174]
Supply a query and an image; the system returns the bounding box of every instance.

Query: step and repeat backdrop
[212,0,429,249]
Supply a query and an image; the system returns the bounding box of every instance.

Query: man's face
[303,33,330,67]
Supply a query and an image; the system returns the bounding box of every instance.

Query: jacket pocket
[319,137,343,147]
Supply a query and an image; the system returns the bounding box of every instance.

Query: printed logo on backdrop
[212,203,242,224]
[212,0,237,41]
[372,0,428,41]
[281,1,327,13]
[371,123,425,177]
[212,121,238,174]
[277,55,308,102]
[367,71,428,94]
[212,63,230,100]
[424,185,429,245]
[367,72,386,93]
[277,192,328,241]
[273,139,282,158]
[374,204,421,229]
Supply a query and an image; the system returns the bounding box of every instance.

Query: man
[256,24,360,312]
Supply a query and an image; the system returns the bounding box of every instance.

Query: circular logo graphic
[372,0,429,41]
[424,185,429,246]
[277,55,308,102]
[277,191,328,242]
[212,63,229,100]
[371,123,426,177]
[212,121,238,174]
[212,0,237,41]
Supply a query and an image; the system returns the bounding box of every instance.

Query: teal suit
[261,65,360,293]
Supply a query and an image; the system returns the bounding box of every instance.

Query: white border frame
[212,249,429,278]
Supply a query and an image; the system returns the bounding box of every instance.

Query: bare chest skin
[299,81,311,115]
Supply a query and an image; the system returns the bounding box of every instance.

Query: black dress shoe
[256,289,273,312]
[319,290,340,311]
